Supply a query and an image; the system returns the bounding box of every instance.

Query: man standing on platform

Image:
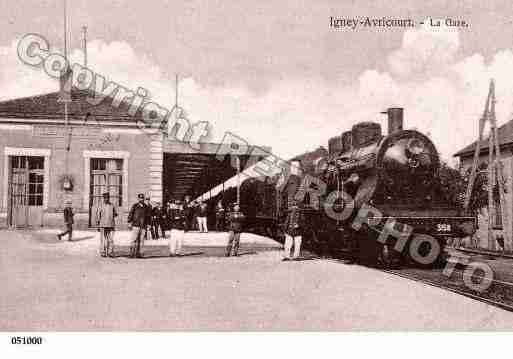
[225,203,245,257]
[169,200,186,256]
[57,200,74,241]
[128,193,148,258]
[183,196,193,232]
[191,200,199,231]
[282,200,304,261]
[215,201,226,231]
[95,192,118,257]
[197,201,208,233]
[166,200,176,231]
[152,202,166,239]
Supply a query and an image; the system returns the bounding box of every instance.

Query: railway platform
[29,228,282,257]
[2,229,513,330]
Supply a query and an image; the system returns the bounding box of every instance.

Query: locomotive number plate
[436,223,452,232]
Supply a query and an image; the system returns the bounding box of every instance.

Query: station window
[90,158,123,207]
[10,156,44,206]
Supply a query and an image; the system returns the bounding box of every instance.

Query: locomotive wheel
[405,234,446,268]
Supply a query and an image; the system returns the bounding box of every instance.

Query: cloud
[0,40,56,99]
[388,20,460,80]
[1,25,513,166]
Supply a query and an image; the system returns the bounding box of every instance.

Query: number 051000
[11,336,43,345]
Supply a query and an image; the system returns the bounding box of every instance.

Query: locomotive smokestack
[382,107,403,135]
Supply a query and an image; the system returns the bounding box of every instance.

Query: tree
[436,161,488,213]
[436,162,466,208]
[460,162,490,214]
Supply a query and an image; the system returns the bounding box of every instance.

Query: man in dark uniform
[152,202,166,239]
[57,200,74,241]
[225,203,245,257]
[183,196,193,232]
[127,193,150,258]
[282,200,304,261]
[215,201,226,231]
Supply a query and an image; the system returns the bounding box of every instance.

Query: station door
[89,158,123,226]
[8,156,44,228]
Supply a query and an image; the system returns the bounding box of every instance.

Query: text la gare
[429,18,468,27]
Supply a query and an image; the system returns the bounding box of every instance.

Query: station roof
[0,89,272,201]
[163,142,271,201]
[454,120,513,158]
[0,89,142,124]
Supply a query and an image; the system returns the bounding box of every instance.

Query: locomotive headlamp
[407,138,425,155]
[408,158,420,168]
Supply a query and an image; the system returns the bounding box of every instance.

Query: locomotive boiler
[278,108,476,266]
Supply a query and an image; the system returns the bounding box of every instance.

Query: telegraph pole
[61,0,72,174]
[464,79,506,250]
[82,25,88,67]
[236,156,241,205]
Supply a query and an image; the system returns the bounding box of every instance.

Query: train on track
[207,176,280,238]
[208,107,477,267]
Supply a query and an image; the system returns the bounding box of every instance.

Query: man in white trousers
[282,200,304,261]
[169,200,186,256]
[197,201,208,233]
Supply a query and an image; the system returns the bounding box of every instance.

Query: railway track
[321,250,513,313]
[380,268,513,313]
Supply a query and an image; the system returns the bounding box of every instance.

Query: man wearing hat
[95,192,118,257]
[197,200,208,233]
[225,203,245,257]
[169,199,186,256]
[127,193,150,258]
[57,200,74,241]
[282,200,304,261]
[183,195,193,232]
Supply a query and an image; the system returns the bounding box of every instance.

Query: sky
[1,0,513,164]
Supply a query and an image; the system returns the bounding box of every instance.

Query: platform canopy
[163,140,271,202]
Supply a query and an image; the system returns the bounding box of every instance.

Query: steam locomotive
[207,107,476,266]
[277,108,476,266]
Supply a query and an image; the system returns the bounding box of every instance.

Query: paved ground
[2,229,513,331]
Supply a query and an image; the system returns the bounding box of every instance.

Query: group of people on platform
[124,194,246,258]
[58,192,305,261]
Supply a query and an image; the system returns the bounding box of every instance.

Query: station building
[455,120,513,251]
[0,87,268,229]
